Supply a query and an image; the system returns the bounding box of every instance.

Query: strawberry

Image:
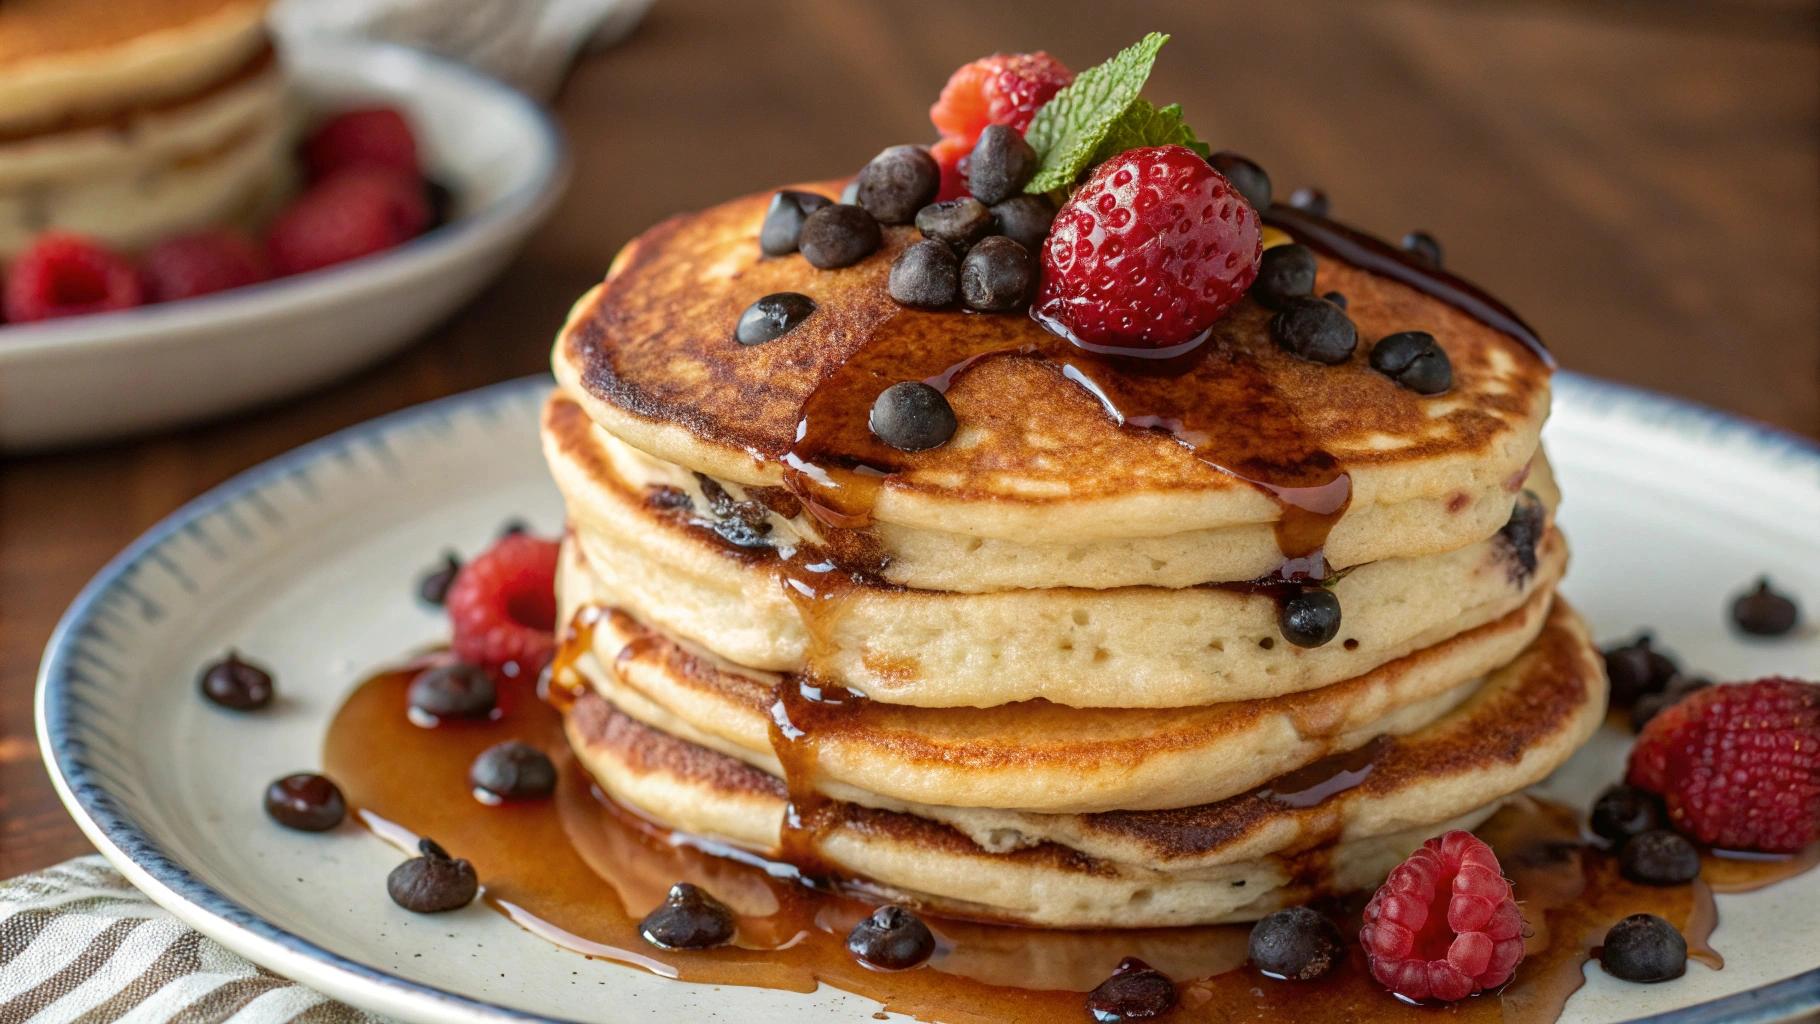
[929,52,1073,147]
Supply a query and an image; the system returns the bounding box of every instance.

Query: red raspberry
[447,532,560,679]
[930,136,973,202]
[929,52,1073,147]
[266,167,430,276]
[1627,678,1820,853]
[1360,830,1525,1002]
[4,232,141,323]
[303,108,420,181]
[1033,145,1261,350]
[139,231,269,302]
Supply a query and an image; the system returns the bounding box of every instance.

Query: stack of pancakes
[541,182,1606,928]
[0,0,287,257]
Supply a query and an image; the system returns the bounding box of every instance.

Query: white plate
[0,38,567,452]
[34,373,1820,1023]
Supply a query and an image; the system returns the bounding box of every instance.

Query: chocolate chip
[915,198,994,253]
[1322,290,1346,309]
[1250,244,1317,311]
[1248,906,1343,980]
[1498,489,1546,583]
[1086,957,1176,1022]
[988,194,1056,256]
[1603,634,1679,705]
[639,882,735,949]
[845,904,935,970]
[264,773,346,831]
[416,552,461,606]
[497,519,530,538]
[694,473,773,547]
[1270,296,1357,364]
[1369,330,1453,395]
[387,838,479,912]
[1731,577,1800,637]
[889,239,960,308]
[1601,914,1687,982]
[1402,230,1443,267]
[1208,152,1271,211]
[870,382,956,452]
[1279,587,1342,649]
[959,235,1032,312]
[470,741,556,802]
[199,651,274,711]
[856,145,940,225]
[798,204,882,269]
[1620,830,1702,886]
[1591,784,1665,844]
[407,663,496,721]
[1287,186,1328,216]
[1631,675,1712,732]
[736,292,817,345]
[760,190,833,256]
[966,125,1038,205]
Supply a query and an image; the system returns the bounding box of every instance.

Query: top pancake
[555,181,1552,547]
[0,0,270,134]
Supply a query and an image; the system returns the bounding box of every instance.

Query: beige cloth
[0,857,383,1024]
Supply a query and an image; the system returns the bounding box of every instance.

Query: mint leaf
[1088,100,1209,165]
[1023,32,1169,194]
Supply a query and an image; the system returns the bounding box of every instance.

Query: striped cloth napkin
[1,857,385,1024]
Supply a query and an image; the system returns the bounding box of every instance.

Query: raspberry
[447,532,560,679]
[930,136,973,203]
[929,52,1073,147]
[1033,145,1261,349]
[1360,831,1525,1002]
[303,108,420,181]
[139,231,269,302]
[266,167,430,276]
[1627,678,1820,853]
[3,232,141,323]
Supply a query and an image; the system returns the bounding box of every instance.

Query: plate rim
[32,371,1820,1024]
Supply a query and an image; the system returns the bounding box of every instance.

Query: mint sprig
[1089,99,1209,166]
[1023,32,1170,194]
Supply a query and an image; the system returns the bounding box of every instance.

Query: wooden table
[2,0,1815,877]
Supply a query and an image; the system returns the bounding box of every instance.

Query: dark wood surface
[2,0,1816,878]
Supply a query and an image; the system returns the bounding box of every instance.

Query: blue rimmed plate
[35,373,1820,1023]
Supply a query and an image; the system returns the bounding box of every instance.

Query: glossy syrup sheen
[324,661,1815,1024]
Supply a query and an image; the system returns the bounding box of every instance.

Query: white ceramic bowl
[0,37,567,452]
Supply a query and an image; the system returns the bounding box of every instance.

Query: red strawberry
[4,232,141,323]
[1033,144,1261,350]
[447,532,561,680]
[929,52,1073,147]
[266,167,430,276]
[304,108,420,181]
[139,231,269,302]
[1360,830,1525,1002]
[1627,677,1820,853]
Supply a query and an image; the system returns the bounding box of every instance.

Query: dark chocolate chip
[1620,830,1702,886]
[1402,230,1443,267]
[407,662,496,721]
[1602,634,1679,705]
[1731,577,1800,637]
[1591,784,1665,844]
[1269,296,1357,364]
[736,292,817,345]
[1250,244,1317,311]
[1208,152,1271,211]
[1248,906,1343,980]
[760,190,834,256]
[1287,186,1329,216]
[845,904,935,970]
[694,473,773,547]
[264,773,346,832]
[1498,489,1546,583]
[1086,957,1176,1022]
[639,882,735,949]
[1279,587,1342,648]
[1322,290,1347,309]
[1631,675,1712,732]
[470,741,556,802]
[966,125,1039,206]
[387,838,479,912]
[959,235,1032,312]
[199,651,274,711]
[799,204,882,269]
[1601,914,1687,982]
[856,145,941,225]
[416,552,461,606]
[870,382,956,452]
[988,194,1057,256]
[889,239,960,308]
[915,198,994,253]
[1369,330,1453,395]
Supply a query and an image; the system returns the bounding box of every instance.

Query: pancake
[549,392,1567,708]
[0,0,271,134]
[562,597,1606,927]
[552,181,1550,563]
[554,570,1560,814]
